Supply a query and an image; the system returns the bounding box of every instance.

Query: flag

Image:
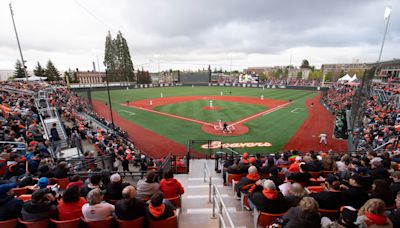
[384,7,392,20]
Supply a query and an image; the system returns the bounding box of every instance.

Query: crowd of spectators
[262,78,321,87]
[225,150,400,227]
[323,82,400,151]
[0,81,186,226]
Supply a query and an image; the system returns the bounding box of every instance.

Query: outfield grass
[90,86,317,154]
[155,100,266,122]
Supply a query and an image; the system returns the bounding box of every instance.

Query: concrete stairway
[175,159,253,228]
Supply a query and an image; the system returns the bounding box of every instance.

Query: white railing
[203,161,236,228]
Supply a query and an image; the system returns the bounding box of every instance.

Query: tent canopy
[338,74,352,82]
[13,75,47,81]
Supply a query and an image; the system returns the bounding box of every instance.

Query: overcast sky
[0,0,399,72]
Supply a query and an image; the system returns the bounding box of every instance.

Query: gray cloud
[0,0,399,71]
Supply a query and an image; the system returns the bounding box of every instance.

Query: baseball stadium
[1,1,400,228]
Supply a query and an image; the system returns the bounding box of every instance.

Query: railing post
[211,185,216,219]
[203,163,206,183]
[209,174,212,203]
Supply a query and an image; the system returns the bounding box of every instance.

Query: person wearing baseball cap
[311,175,342,210]
[21,188,57,222]
[0,182,23,220]
[105,173,129,200]
[340,174,369,209]
[240,153,249,165]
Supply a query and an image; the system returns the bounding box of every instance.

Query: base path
[92,100,205,158]
[284,94,348,153]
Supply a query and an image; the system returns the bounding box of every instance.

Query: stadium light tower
[9,2,28,81]
[375,6,392,76]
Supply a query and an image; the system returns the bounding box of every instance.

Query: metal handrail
[204,161,236,228]
[203,161,212,203]
[212,184,236,228]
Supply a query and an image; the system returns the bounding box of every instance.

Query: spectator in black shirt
[288,163,311,186]
[105,174,129,200]
[370,179,395,208]
[0,183,23,221]
[115,186,146,221]
[311,175,342,210]
[390,171,400,199]
[53,161,69,178]
[340,174,369,209]
[388,192,400,228]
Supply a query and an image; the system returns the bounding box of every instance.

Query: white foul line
[231,102,290,126]
[290,108,303,113]
[119,110,136,115]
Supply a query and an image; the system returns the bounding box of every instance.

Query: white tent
[349,74,358,82]
[338,74,352,82]
[14,75,47,81]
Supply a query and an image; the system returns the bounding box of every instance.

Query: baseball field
[88,86,348,158]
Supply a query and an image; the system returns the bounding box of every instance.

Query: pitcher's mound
[202,106,221,111]
[202,122,249,136]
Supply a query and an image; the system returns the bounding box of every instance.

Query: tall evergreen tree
[13,60,26,78]
[103,31,134,82]
[45,60,60,81]
[33,61,45,76]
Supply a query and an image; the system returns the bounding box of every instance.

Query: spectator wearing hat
[311,175,342,210]
[340,174,369,209]
[370,179,395,208]
[355,198,393,228]
[249,179,288,213]
[115,185,146,221]
[82,188,114,222]
[57,185,86,220]
[281,197,321,228]
[21,188,58,222]
[137,170,160,200]
[159,170,184,199]
[145,191,175,221]
[288,156,302,173]
[105,173,129,200]
[37,177,49,189]
[287,163,311,185]
[239,153,250,170]
[368,157,390,182]
[0,183,23,221]
[81,173,102,198]
[321,206,358,228]
[53,161,69,179]
[390,171,400,199]
[388,192,400,228]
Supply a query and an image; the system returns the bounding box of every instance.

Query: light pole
[105,69,115,130]
[9,2,28,81]
[375,6,392,77]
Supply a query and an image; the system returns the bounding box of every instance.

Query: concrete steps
[175,159,253,228]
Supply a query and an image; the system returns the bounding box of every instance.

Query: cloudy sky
[0,0,399,72]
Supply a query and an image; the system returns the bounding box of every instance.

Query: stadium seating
[253,208,287,228]
[82,217,113,228]
[0,218,18,228]
[116,217,144,228]
[18,218,49,228]
[50,218,81,228]
[148,215,178,228]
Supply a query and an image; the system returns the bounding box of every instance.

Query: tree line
[13,59,61,81]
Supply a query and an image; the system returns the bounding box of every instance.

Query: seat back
[12,187,28,196]
[165,196,181,208]
[18,194,32,202]
[82,217,113,228]
[309,172,321,179]
[321,171,334,178]
[227,173,245,185]
[50,218,81,228]
[18,218,49,228]
[0,218,18,228]
[319,209,340,220]
[54,178,70,190]
[306,186,325,193]
[257,211,286,227]
[116,217,144,228]
[149,215,177,228]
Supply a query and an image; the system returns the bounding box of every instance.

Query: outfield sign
[201,141,272,149]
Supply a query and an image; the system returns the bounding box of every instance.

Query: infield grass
[89,86,317,154]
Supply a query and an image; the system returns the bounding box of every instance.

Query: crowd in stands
[323,82,400,151]
[224,150,400,227]
[0,81,187,226]
[261,78,321,87]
